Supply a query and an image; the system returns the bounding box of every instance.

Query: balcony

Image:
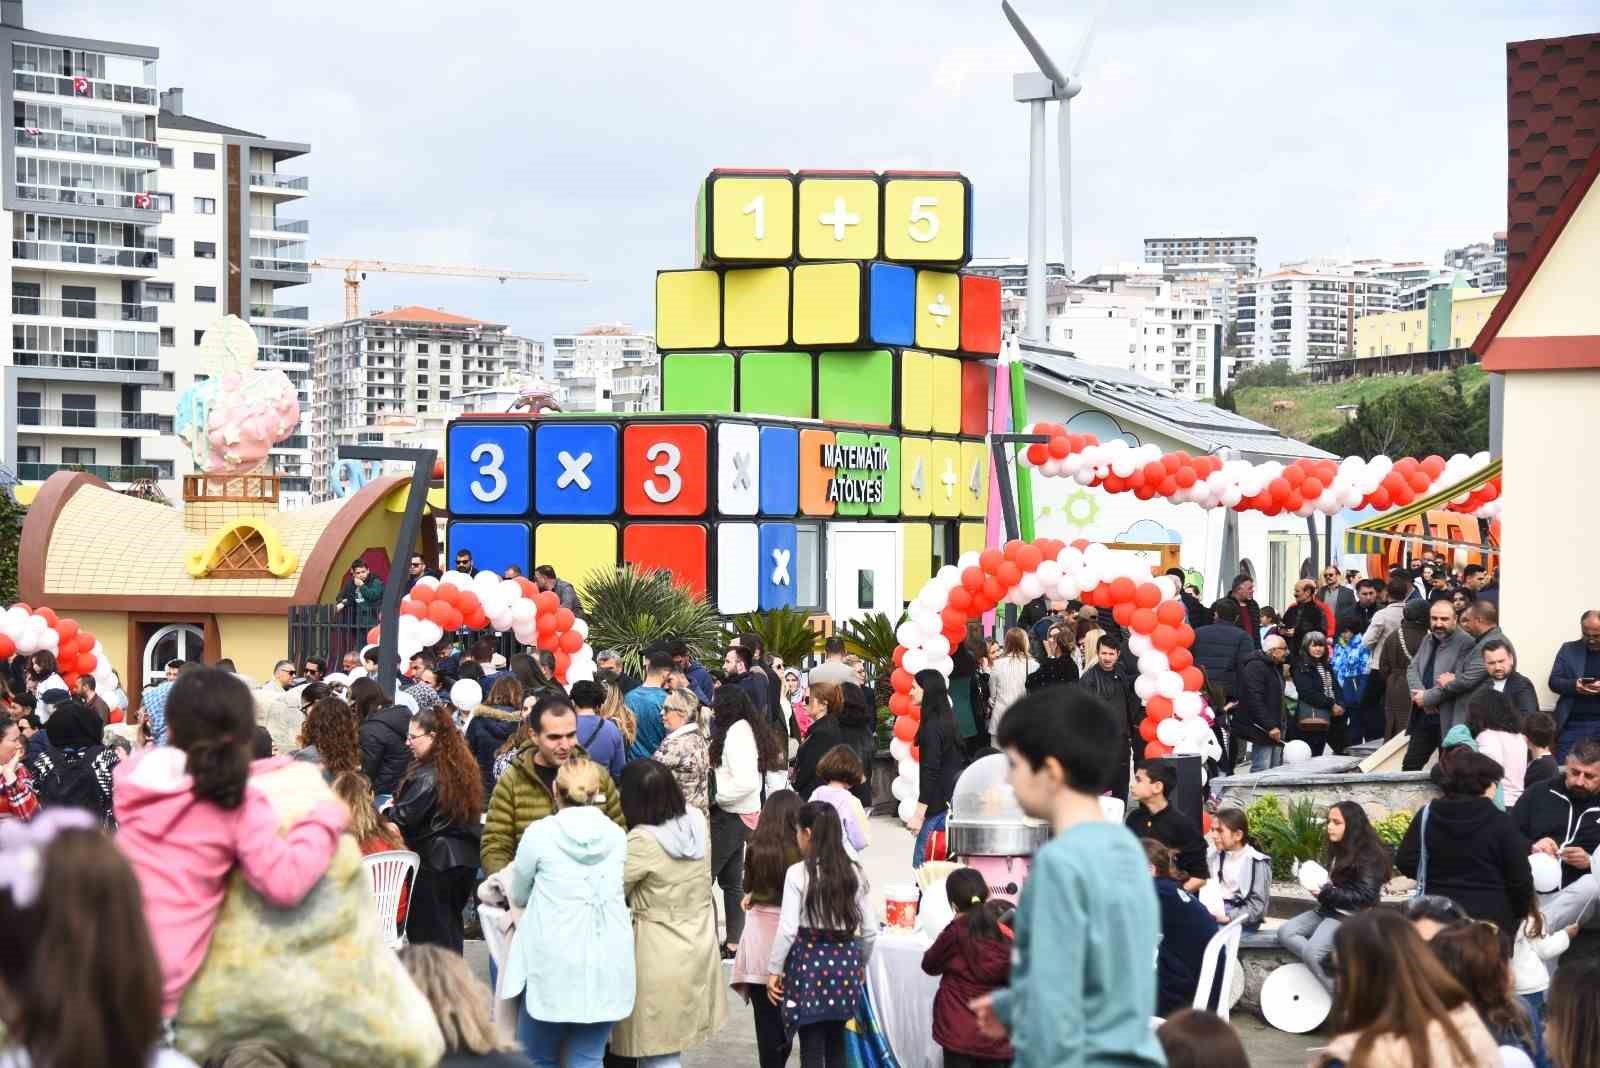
[14,184,160,215]
[13,127,159,163]
[16,407,169,433]
[249,171,309,195]
[16,462,160,483]
[11,297,156,323]
[248,216,309,234]
[11,73,159,108]
[12,239,158,272]
[249,303,309,320]
[249,257,310,282]
[13,350,161,382]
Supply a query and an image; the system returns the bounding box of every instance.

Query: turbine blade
[1071,0,1107,76]
[1001,0,1068,87]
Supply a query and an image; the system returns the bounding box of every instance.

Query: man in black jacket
[1480,640,1539,717]
[1126,759,1208,889]
[1077,633,1140,804]
[1235,635,1288,771]
[1229,574,1263,651]
[359,698,413,799]
[1514,739,1600,948]
[1192,599,1254,700]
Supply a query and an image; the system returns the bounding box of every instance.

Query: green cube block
[661,352,734,413]
[738,352,814,419]
[817,349,893,426]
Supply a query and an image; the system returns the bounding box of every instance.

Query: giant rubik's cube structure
[445,168,1002,615]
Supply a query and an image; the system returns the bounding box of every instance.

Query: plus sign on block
[797,172,880,260]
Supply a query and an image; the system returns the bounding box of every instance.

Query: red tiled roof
[370,306,490,326]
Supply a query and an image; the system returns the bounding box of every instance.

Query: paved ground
[467,813,1322,1066]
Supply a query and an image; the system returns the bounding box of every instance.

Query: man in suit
[1481,640,1539,717]
[1403,599,1476,770]
[1442,600,1515,709]
[1551,610,1600,761]
[1316,565,1356,622]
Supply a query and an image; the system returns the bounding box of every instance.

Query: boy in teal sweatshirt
[972,688,1165,1067]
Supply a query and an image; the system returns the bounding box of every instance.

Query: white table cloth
[865,929,945,1068]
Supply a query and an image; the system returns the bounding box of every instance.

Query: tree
[1309,373,1489,458]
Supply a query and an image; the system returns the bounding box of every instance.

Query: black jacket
[359,704,413,797]
[1291,658,1340,719]
[1395,795,1532,938]
[1234,651,1285,745]
[1126,803,1209,882]
[792,713,846,800]
[1315,849,1389,916]
[1490,672,1540,718]
[1280,601,1329,661]
[1232,597,1263,651]
[1179,591,1213,630]
[916,713,967,817]
[1077,665,1139,738]
[1025,654,1079,692]
[1153,877,1219,1016]
[465,705,522,802]
[1192,622,1253,698]
[1512,779,1600,887]
[390,762,482,872]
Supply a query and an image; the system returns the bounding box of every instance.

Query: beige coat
[1318,1004,1502,1068]
[609,813,728,1057]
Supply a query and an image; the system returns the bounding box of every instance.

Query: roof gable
[371,306,490,326]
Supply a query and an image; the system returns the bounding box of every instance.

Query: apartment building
[1,4,166,491]
[309,306,535,499]
[1355,288,1500,358]
[547,323,658,413]
[1235,268,1397,368]
[1444,234,1508,293]
[1046,279,1225,398]
[1143,235,1258,273]
[965,257,1070,297]
[143,87,313,504]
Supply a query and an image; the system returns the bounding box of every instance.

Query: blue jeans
[1523,991,1552,1068]
[912,810,947,869]
[516,1002,612,1068]
[1250,742,1284,771]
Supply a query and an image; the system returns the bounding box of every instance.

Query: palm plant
[724,607,821,668]
[578,565,724,677]
[1247,795,1327,880]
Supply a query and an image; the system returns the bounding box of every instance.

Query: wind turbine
[1001,0,1101,342]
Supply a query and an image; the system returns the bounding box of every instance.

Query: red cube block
[622,423,708,517]
[622,523,708,597]
[960,274,1002,355]
[961,360,992,437]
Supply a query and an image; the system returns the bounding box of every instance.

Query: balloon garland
[884,538,1222,825]
[1019,424,1501,520]
[0,604,114,694]
[364,570,595,685]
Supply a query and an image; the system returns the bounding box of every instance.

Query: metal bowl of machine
[945,753,1051,858]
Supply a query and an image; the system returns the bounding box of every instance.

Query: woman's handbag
[1295,698,1331,731]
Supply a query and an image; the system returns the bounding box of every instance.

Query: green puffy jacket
[479,744,625,874]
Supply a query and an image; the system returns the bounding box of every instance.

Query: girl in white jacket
[987,628,1036,733]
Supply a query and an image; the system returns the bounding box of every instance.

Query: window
[145,283,173,303]
[161,372,174,389]
[416,359,429,369]
[192,152,215,169]
[193,241,216,259]
[17,391,40,425]
[61,447,96,465]
[62,285,96,318]
[158,147,173,167]
[440,345,452,355]
[417,374,429,384]
[193,197,215,214]
[416,390,429,400]
[159,327,174,347]
[61,393,96,428]
[416,343,429,354]
[155,193,173,213]
[158,237,174,257]
[193,330,205,345]
[18,446,40,463]
[194,285,216,303]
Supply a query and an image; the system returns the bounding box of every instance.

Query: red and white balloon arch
[366,570,595,685]
[1020,424,1502,520]
[0,604,114,696]
[884,538,1222,824]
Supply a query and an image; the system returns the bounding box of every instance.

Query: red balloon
[367,625,382,644]
[944,624,966,645]
[971,594,996,615]
[889,693,911,716]
[893,715,919,743]
[1181,666,1205,691]
[982,577,1006,603]
[1167,647,1194,671]
[433,584,459,608]
[1143,461,1166,484]
[56,636,77,658]
[961,567,985,592]
[1156,600,1186,627]
[1421,455,1446,478]
[1016,544,1043,571]
[534,591,560,614]
[76,652,96,674]
[1140,718,1159,743]
[515,577,540,599]
[1408,471,1431,493]
[1369,488,1392,510]
[553,650,571,679]
[463,607,489,630]
[979,549,1005,574]
[1157,477,1179,497]
[1109,577,1137,604]
[910,744,921,762]
[941,606,967,631]
[1134,583,1162,610]
[61,672,78,690]
[1090,585,1114,609]
[905,700,922,722]
[1103,475,1126,494]
[35,607,57,627]
[996,562,1022,588]
[77,631,95,652]
[55,618,79,643]
[891,669,915,694]
[555,608,576,632]
[559,630,583,654]
[1070,538,1090,550]
[1147,696,1174,720]
[1112,602,1135,627]
[1301,476,1324,498]
[1161,454,1183,474]
[1284,465,1306,488]
[1175,466,1197,489]
[893,647,907,668]
[1176,624,1196,648]
[1047,436,1070,459]
[947,588,973,612]
[1268,477,1291,503]
[0,635,14,660]
[1027,443,1048,465]
[536,613,558,635]
[1152,625,1180,652]
[427,601,456,628]
[1130,608,1158,635]
[411,584,436,604]
[1145,741,1172,760]
[536,631,559,652]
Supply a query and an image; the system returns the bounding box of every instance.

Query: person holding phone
[1550,610,1600,761]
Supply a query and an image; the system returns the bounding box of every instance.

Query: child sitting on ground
[922,866,1014,1068]
[972,689,1164,1067]
[807,744,871,855]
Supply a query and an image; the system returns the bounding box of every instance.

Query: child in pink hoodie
[114,667,348,1019]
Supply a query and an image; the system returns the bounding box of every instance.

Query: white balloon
[1134,675,1157,701]
[957,551,980,569]
[898,759,919,779]
[896,621,922,647]
[898,795,919,824]
[1035,560,1062,588]
[1128,633,1154,657]
[1138,652,1170,677]
[1156,717,1185,747]
[1156,671,1184,699]
[566,661,596,684]
[449,679,483,710]
[889,737,912,762]
[923,635,951,659]
[418,620,444,647]
[935,565,960,586]
[903,650,928,676]
[1283,740,1313,765]
[1018,573,1044,601]
[440,570,471,589]
[570,618,589,639]
[891,777,914,802]
[1173,691,1204,720]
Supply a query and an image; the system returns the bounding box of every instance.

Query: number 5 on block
[882,174,970,264]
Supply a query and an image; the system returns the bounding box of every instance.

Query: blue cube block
[759,522,798,611]
[868,262,916,346]
[447,423,531,517]
[447,521,531,576]
[535,423,619,516]
[759,425,799,515]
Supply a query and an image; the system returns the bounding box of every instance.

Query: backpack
[31,746,107,815]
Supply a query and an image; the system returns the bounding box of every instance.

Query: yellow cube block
[798,176,880,260]
[931,438,963,518]
[655,270,721,350]
[900,437,932,517]
[793,262,862,346]
[883,177,967,263]
[959,521,988,557]
[960,440,989,518]
[723,267,791,347]
[902,523,933,599]
[533,523,618,595]
[710,176,794,261]
[899,349,933,433]
[931,354,961,433]
[915,270,961,352]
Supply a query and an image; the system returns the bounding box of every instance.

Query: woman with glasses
[390,705,484,951]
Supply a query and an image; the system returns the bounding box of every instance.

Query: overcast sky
[41,1,1598,347]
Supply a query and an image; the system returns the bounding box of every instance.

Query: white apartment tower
[1,3,165,490]
[1046,279,1225,398]
[1143,235,1258,273]
[1235,268,1397,368]
[309,306,535,499]
[146,87,313,504]
[547,323,658,413]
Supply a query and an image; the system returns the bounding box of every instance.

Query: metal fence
[287,603,515,674]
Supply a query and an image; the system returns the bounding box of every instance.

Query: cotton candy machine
[944,753,1050,903]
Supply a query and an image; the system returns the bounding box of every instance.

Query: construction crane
[310,258,587,320]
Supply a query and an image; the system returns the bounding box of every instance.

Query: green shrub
[724,606,821,668]
[579,565,725,677]
[1248,796,1326,880]
[1374,810,1414,849]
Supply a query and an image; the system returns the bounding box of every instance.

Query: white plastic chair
[362,849,419,950]
[1193,915,1246,1021]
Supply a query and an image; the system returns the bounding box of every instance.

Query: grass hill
[1231,364,1487,443]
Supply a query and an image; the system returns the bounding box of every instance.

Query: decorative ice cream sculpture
[175,316,301,474]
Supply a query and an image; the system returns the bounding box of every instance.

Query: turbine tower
[1002,0,1100,342]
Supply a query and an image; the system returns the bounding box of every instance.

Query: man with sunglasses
[1316,565,1355,621]
[403,553,440,594]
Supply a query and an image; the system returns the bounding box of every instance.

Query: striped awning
[1344,459,1501,555]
